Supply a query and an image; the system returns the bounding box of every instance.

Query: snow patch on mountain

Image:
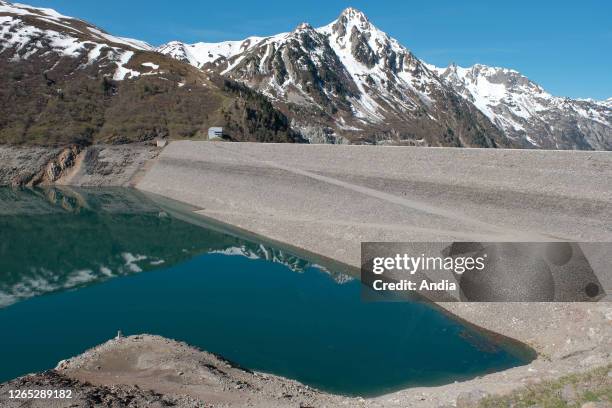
[430,64,544,133]
[113,50,138,80]
[141,62,159,70]
[593,97,612,109]
[0,16,135,80]
[1,0,72,22]
[0,1,152,50]
[0,15,84,59]
[0,0,155,81]
[157,37,267,69]
[85,26,152,51]
[432,63,611,149]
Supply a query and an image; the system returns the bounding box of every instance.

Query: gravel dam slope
[137,141,612,253]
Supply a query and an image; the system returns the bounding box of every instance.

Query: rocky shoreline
[0,327,609,408]
[0,144,160,187]
[0,335,352,408]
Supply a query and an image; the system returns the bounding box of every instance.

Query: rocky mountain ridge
[432,63,611,150]
[159,8,509,147]
[159,7,611,149]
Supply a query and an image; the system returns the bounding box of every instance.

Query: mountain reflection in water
[0,187,350,308]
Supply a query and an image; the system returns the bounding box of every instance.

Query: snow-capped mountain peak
[295,22,314,31]
[336,7,371,27]
[320,7,401,66]
[339,7,367,18]
[153,8,511,146]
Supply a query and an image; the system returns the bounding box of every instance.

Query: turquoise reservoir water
[0,188,533,396]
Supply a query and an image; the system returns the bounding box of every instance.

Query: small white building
[208,127,224,140]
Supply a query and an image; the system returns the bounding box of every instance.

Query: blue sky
[24,0,612,100]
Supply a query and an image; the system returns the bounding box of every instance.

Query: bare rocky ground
[0,145,63,186]
[0,335,351,408]
[0,326,609,408]
[0,144,160,187]
[478,364,611,407]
